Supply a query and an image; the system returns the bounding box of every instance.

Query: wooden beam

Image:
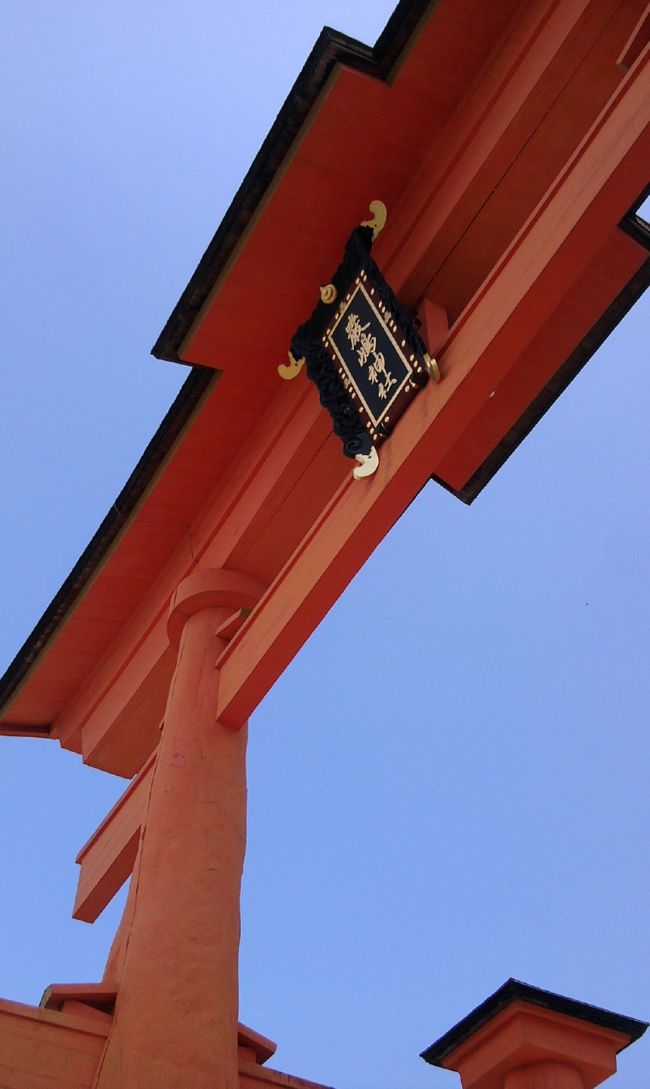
[618,4,650,70]
[41,983,118,1014]
[215,51,650,727]
[80,641,174,777]
[73,753,155,922]
[375,0,616,299]
[0,998,108,1089]
[0,993,282,1087]
[41,982,276,1067]
[52,0,585,762]
[54,13,649,769]
[55,382,334,771]
[239,1064,343,1089]
[433,228,648,492]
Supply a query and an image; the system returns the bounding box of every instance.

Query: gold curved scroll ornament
[360,200,387,240]
[278,351,306,380]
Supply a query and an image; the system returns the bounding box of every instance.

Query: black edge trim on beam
[438,244,650,505]
[619,178,650,248]
[0,367,217,722]
[421,978,648,1066]
[151,0,436,364]
[0,1,435,727]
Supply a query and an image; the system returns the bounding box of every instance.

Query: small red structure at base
[1,0,649,1083]
[421,979,648,1089]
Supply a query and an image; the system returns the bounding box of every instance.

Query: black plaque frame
[289,223,430,460]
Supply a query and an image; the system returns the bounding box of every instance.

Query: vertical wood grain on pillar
[93,600,247,1089]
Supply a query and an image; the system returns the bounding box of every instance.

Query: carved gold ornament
[360,200,388,240]
[319,284,338,304]
[278,352,306,380]
[424,354,441,383]
[353,446,379,479]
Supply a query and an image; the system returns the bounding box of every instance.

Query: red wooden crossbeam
[13,1,638,784]
[73,753,155,922]
[215,47,650,727]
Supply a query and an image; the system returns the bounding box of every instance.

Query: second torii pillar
[93,569,266,1089]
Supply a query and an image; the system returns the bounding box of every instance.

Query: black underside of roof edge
[151,0,438,364]
[0,0,434,726]
[421,978,648,1066]
[3,1,648,726]
[0,367,217,726]
[446,241,650,504]
[3,241,648,727]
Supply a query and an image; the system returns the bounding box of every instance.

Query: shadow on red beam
[214,49,650,729]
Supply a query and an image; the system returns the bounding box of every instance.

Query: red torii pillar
[0,1,649,1086]
[94,570,264,1089]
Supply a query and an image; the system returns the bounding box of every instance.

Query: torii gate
[1,0,649,1087]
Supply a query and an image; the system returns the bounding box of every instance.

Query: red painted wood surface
[92,590,248,1089]
[438,1001,633,1089]
[73,754,155,922]
[214,45,650,725]
[0,1,648,1086]
[3,0,648,777]
[1,0,647,782]
[0,991,316,1089]
[0,999,109,1089]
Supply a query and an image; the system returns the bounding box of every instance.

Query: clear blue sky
[1,3,648,1088]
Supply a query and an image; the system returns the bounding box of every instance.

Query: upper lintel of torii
[1,0,649,781]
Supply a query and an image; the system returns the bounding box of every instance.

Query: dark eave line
[420,978,648,1066]
[0,367,216,723]
[455,255,650,503]
[151,0,436,363]
[438,205,650,505]
[0,0,432,727]
[2,2,646,727]
[619,179,650,247]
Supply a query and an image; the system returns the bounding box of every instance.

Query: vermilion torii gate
[1,0,649,1086]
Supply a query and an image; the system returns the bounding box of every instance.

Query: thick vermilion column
[94,569,265,1089]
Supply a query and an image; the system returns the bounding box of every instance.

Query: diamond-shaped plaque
[286,215,432,471]
[325,270,427,448]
